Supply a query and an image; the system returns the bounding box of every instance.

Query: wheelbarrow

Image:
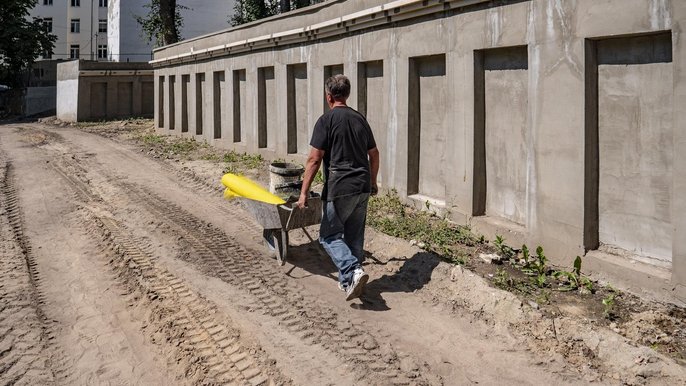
[237,193,322,265]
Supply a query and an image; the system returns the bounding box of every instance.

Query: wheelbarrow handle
[279,203,296,211]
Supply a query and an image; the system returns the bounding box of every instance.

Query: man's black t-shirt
[310,106,376,201]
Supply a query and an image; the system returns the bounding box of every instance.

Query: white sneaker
[345,268,369,301]
[337,282,347,292]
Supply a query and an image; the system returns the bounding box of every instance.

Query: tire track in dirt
[0,147,69,385]
[50,157,286,386]
[44,129,440,384]
[121,183,437,385]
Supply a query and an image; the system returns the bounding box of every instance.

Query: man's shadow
[285,238,440,312]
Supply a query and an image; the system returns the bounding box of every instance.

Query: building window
[71,0,80,6]
[43,17,53,33]
[43,0,53,5]
[97,45,107,60]
[99,0,108,7]
[70,19,80,33]
[42,50,52,60]
[70,45,80,59]
[99,19,107,33]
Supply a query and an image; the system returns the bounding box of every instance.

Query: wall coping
[150,0,492,67]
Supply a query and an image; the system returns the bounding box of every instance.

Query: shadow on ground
[286,238,440,312]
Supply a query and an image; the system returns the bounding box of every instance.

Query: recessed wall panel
[408,55,446,201]
[181,75,189,132]
[195,73,205,135]
[358,60,385,184]
[287,64,308,154]
[91,82,107,119]
[213,71,225,139]
[595,33,673,262]
[323,64,344,113]
[257,66,276,149]
[483,46,528,225]
[232,69,246,143]
[158,76,164,128]
[142,81,154,117]
[168,75,176,130]
[116,82,133,117]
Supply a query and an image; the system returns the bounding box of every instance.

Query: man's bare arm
[298,147,325,208]
[368,147,380,195]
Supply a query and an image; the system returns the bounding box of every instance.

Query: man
[297,74,380,301]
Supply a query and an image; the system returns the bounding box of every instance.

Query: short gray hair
[324,74,350,101]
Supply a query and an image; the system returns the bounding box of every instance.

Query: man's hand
[299,147,325,209]
[371,183,378,196]
[297,192,308,209]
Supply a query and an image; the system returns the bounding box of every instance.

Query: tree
[230,0,321,27]
[0,0,56,87]
[137,0,187,47]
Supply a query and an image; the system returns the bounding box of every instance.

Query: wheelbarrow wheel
[263,229,288,266]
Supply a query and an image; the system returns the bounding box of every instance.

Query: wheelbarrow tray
[237,196,322,231]
[236,195,322,265]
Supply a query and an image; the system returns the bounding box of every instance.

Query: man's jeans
[319,193,369,288]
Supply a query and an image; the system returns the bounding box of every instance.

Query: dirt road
[0,121,682,385]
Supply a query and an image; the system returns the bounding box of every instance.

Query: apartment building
[108,0,236,63]
[31,1,235,63]
[31,0,109,61]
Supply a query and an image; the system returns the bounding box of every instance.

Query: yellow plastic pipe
[221,173,286,205]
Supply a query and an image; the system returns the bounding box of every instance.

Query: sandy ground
[0,121,684,385]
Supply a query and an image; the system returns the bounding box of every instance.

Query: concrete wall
[23,87,56,116]
[57,60,153,121]
[150,0,686,296]
[56,60,81,122]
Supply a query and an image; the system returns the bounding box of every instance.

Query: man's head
[324,74,350,105]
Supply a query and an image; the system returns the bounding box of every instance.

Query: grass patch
[134,133,208,159]
[139,133,165,145]
[222,150,265,173]
[367,189,483,261]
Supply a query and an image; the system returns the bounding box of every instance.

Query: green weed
[603,287,618,319]
[494,235,516,261]
[201,153,220,161]
[553,256,594,293]
[535,289,551,305]
[167,138,203,154]
[522,246,548,288]
[493,268,512,289]
[521,244,530,266]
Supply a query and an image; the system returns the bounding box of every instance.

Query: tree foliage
[136,0,187,47]
[230,0,321,27]
[0,0,56,87]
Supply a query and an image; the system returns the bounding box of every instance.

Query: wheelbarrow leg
[273,229,289,266]
[263,228,289,266]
